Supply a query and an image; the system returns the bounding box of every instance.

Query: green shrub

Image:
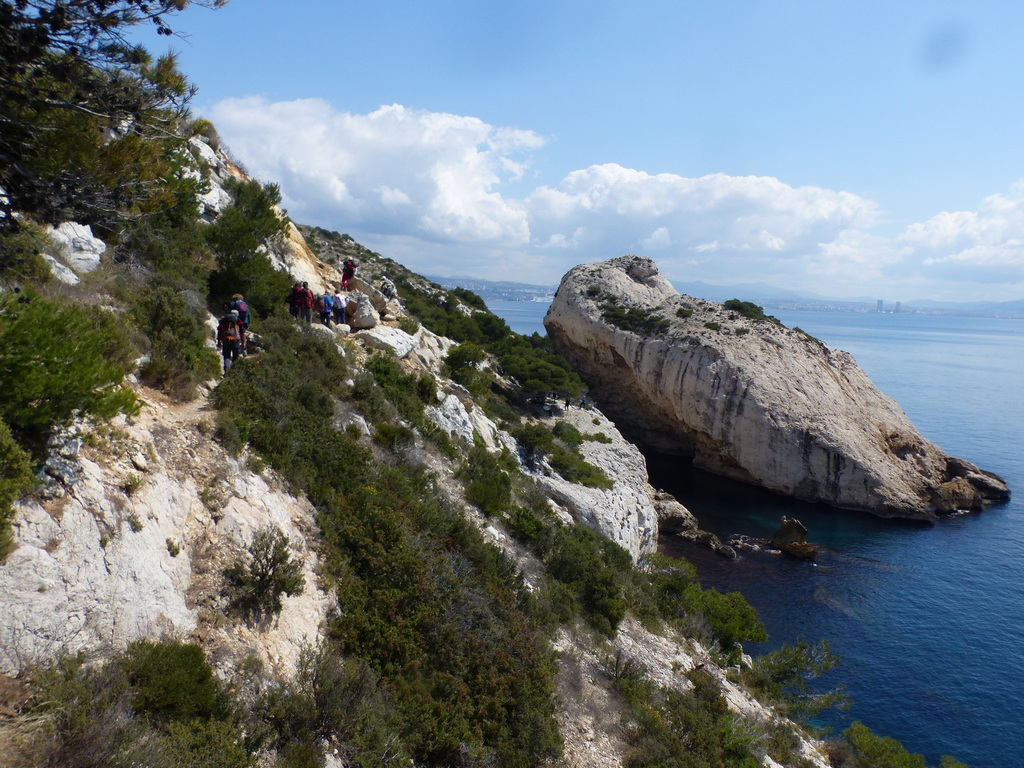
[443,341,489,395]
[120,639,229,723]
[843,722,968,768]
[206,178,293,318]
[397,314,420,334]
[513,422,613,489]
[128,283,220,400]
[457,442,516,516]
[545,525,628,635]
[723,299,777,323]
[741,639,846,720]
[21,643,251,768]
[0,226,52,284]
[224,527,305,623]
[615,666,761,768]
[552,421,584,446]
[0,418,35,562]
[374,423,416,450]
[681,585,767,658]
[676,307,693,319]
[258,646,407,768]
[704,321,722,331]
[0,292,137,456]
[601,303,670,335]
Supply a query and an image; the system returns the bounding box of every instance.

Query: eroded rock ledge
[545,256,1009,520]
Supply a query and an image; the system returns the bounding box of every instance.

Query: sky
[143,0,1024,302]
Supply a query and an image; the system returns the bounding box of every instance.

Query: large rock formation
[545,256,1009,519]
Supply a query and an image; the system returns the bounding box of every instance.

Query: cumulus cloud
[205,98,1024,300]
[526,165,879,260]
[207,97,541,244]
[898,184,1024,284]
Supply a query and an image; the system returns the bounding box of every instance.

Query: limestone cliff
[545,255,1009,519]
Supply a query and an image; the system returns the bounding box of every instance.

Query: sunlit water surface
[489,301,1024,768]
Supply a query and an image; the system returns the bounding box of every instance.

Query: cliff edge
[545,256,1009,519]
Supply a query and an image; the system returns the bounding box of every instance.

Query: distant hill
[424,274,557,302]
[428,274,1024,318]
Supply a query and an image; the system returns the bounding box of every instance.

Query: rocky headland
[545,255,1010,519]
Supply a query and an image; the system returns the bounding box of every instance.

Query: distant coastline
[427,273,1024,319]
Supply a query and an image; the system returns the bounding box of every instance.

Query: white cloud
[524,164,879,262]
[207,97,540,244]
[205,98,1024,300]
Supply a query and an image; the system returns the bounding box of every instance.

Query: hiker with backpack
[217,309,245,372]
[342,259,357,290]
[226,293,251,354]
[320,291,334,327]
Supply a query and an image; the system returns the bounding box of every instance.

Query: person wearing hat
[216,308,245,372]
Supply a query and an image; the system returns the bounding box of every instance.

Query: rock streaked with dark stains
[545,255,1010,519]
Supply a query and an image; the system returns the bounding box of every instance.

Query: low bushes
[0,291,138,457]
[512,422,613,490]
[211,323,562,766]
[14,641,251,768]
[601,302,671,336]
[224,527,305,624]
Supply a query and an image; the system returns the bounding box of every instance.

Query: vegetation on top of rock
[601,301,671,336]
[223,526,306,624]
[0,291,138,457]
[211,319,563,766]
[723,298,779,324]
[398,277,585,401]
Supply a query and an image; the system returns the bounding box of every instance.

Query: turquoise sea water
[487,300,1024,768]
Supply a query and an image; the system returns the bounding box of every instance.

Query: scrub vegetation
[0,4,971,765]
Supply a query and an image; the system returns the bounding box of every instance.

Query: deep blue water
[486,300,550,337]
[488,300,1024,768]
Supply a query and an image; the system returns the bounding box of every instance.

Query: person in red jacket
[298,281,314,323]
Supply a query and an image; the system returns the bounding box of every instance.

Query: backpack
[222,318,240,343]
[231,298,249,315]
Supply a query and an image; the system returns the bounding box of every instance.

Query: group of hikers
[215,259,360,372]
[286,280,352,327]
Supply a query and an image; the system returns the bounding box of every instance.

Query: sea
[487,299,1024,768]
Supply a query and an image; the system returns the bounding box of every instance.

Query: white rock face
[545,256,1009,519]
[347,291,381,330]
[46,222,106,273]
[43,253,80,285]
[0,392,331,679]
[355,326,418,358]
[524,408,659,561]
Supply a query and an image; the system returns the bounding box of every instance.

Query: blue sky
[148,0,1024,301]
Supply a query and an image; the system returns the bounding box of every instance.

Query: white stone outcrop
[524,407,659,561]
[347,291,380,330]
[0,392,331,679]
[545,255,1009,519]
[45,221,106,275]
[355,326,418,358]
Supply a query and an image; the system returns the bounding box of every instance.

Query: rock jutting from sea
[544,255,1010,520]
